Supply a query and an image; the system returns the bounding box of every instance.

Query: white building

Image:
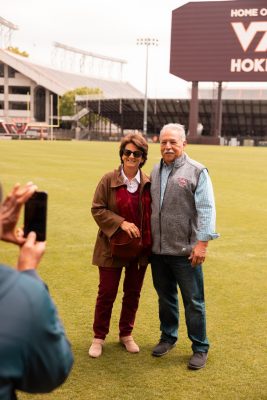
[0,49,142,134]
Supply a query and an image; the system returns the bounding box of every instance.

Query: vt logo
[231,22,267,52]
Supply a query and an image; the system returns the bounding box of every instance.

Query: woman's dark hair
[119,133,148,168]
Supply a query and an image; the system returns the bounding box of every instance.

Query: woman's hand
[120,221,140,238]
[17,231,46,271]
[0,182,37,245]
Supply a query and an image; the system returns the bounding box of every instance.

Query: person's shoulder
[140,169,150,183]
[0,264,26,296]
[99,168,120,182]
[0,265,49,321]
[0,263,14,275]
[185,154,206,171]
[16,273,57,328]
[0,263,43,293]
[151,161,161,173]
[0,264,18,291]
[16,271,47,300]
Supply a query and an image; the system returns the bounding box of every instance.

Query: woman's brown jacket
[91,167,150,268]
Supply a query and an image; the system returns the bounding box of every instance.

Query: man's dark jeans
[151,254,209,353]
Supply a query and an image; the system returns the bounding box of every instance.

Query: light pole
[136,38,158,136]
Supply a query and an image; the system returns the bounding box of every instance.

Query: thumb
[25,231,37,245]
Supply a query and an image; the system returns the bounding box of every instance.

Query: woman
[89,133,151,358]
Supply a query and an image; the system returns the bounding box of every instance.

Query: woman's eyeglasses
[123,149,143,158]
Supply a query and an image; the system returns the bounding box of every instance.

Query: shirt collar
[161,153,187,170]
[161,159,174,171]
[121,166,141,184]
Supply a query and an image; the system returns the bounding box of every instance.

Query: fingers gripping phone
[24,191,48,241]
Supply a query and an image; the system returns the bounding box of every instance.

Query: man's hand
[189,241,208,267]
[0,182,37,244]
[17,231,46,271]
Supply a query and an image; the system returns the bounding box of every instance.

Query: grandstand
[75,94,267,145]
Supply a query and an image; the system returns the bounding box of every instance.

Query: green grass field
[0,140,266,400]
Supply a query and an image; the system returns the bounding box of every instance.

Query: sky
[0,0,260,98]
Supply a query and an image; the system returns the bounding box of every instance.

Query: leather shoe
[120,335,139,353]
[88,338,104,358]
[152,340,176,357]
[188,352,208,369]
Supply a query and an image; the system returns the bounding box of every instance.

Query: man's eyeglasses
[123,149,143,158]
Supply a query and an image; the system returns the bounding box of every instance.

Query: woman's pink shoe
[88,338,104,358]
[120,336,139,353]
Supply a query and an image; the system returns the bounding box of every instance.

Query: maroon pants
[93,261,147,339]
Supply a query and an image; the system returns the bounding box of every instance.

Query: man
[150,123,219,370]
[0,182,73,399]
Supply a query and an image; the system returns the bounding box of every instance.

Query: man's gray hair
[159,123,186,141]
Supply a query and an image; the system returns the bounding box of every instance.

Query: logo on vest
[177,177,188,187]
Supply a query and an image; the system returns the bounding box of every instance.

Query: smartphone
[24,191,48,241]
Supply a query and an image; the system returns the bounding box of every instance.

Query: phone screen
[24,191,48,241]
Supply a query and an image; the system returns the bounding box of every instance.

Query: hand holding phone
[17,231,46,271]
[24,191,48,241]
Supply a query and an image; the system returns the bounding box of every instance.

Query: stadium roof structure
[76,96,267,139]
[0,49,143,98]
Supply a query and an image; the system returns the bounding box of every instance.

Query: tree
[7,47,29,58]
[60,87,102,116]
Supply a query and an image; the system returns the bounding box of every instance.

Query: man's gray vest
[150,153,205,256]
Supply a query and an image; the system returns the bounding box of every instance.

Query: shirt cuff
[197,232,220,241]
